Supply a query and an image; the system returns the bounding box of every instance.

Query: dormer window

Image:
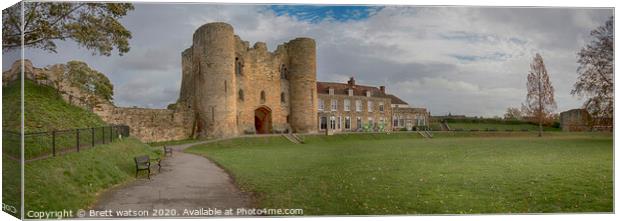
[329,87,335,95]
[366,91,371,97]
[348,88,353,96]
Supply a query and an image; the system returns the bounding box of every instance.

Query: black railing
[2,125,129,161]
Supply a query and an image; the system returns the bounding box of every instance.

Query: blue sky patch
[268,5,383,23]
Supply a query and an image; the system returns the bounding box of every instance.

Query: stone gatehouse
[177,22,318,138]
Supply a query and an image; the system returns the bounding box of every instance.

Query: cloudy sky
[2,3,613,117]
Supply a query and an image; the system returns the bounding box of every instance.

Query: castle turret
[287,38,318,133]
[179,47,193,104]
[192,22,238,138]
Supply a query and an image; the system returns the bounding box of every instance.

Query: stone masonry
[178,22,317,138]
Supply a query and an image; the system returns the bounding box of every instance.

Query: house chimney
[348,77,355,86]
[380,86,385,93]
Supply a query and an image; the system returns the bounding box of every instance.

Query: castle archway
[254,106,272,134]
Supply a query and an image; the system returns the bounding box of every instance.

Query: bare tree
[525,53,556,137]
[571,16,614,125]
[503,107,523,120]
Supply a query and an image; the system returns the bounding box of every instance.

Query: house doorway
[254,106,272,134]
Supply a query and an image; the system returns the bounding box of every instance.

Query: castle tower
[179,47,193,104]
[287,38,318,133]
[192,22,238,138]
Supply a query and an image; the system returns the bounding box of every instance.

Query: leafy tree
[525,53,556,137]
[503,107,523,120]
[571,16,614,124]
[63,60,114,104]
[2,2,134,56]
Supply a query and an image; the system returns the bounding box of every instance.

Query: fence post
[76,129,80,152]
[91,127,95,147]
[52,131,56,157]
[110,126,113,142]
[102,126,105,144]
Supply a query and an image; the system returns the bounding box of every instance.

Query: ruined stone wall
[560,109,592,132]
[94,104,195,142]
[3,60,102,111]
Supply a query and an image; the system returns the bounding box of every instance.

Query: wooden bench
[164,146,173,157]
[134,155,162,179]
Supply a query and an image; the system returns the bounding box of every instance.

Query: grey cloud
[3,4,612,117]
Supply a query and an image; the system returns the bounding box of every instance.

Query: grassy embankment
[186,132,612,214]
[2,80,161,218]
[3,138,161,218]
[3,80,108,159]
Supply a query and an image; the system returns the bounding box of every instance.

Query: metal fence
[2,125,129,161]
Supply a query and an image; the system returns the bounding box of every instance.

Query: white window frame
[320,116,327,130]
[368,101,373,112]
[331,99,338,111]
[345,116,351,129]
[318,99,324,111]
[393,115,398,127]
[344,99,351,111]
[337,116,342,129]
[355,100,362,112]
[379,102,384,112]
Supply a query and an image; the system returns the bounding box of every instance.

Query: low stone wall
[560,109,591,132]
[95,105,195,142]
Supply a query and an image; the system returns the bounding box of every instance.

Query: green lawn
[6,137,161,218]
[186,132,612,214]
[2,155,21,218]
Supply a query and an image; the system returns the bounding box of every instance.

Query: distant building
[316,77,429,132]
[559,109,592,132]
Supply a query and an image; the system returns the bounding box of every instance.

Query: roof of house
[386,94,408,105]
[316,80,409,105]
[316,81,388,97]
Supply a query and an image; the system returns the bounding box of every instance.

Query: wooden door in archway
[254,106,272,134]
